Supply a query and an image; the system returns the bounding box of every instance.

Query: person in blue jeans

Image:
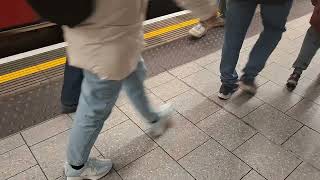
[61,0,176,179]
[218,0,293,100]
[62,0,218,179]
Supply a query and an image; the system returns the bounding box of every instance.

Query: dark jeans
[293,27,320,71]
[220,0,293,85]
[61,62,83,106]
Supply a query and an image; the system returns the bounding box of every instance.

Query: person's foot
[189,17,224,38]
[149,103,174,138]
[286,72,301,91]
[61,104,78,114]
[218,84,239,100]
[240,79,258,95]
[189,24,207,38]
[65,158,112,180]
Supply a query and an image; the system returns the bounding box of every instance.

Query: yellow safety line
[0,57,67,83]
[0,18,198,84]
[144,19,198,39]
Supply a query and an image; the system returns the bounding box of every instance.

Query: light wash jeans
[220,0,293,85]
[293,26,320,71]
[67,60,159,166]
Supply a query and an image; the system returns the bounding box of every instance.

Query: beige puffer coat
[63,0,147,80]
[63,0,217,80]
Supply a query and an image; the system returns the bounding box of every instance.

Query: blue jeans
[61,62,83,106]
[220,0,293,85]
[67,60,159,166]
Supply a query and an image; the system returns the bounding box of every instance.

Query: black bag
[26,0,94,27]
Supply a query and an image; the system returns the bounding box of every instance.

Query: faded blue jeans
[220,0,293,85]
[67,60,159,166]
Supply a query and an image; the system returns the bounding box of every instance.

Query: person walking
[286,0,320,91]
[62,0,174,179]
[218,0,293,100]
[62,0,219,179]
[189,0,227,38]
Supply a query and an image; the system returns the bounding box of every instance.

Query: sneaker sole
[67,165,112,180]
[189,29,207,39]
[218,85,240,100]
[218,93,232,100]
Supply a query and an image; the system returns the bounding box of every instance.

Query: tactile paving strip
[0,0,313,139]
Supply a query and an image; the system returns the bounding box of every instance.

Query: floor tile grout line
[166,69,224,106]
[172,109,259,173]
[240,169,269,180]
[239,169,253,180]
[280,125,304,146]
[4,164,40,180]
[284,161,303,180]
[231,132,259,153]
[114,142,159,172]
[20,132,49,180]
[0,143,25,156]
[253,91,301,115]
[230,132,297,180]
[176,138,212,162]
[117,110,198,179]
[283,101,320,135]
[19,114,72,138]
[155,144,199,180]
[114,169,124,180]
[1,115,131,164]
[284,97,304,114]
[149,77,192,102]
[93,144,104,158]
[98,119,131,135]
[26,128,71,148]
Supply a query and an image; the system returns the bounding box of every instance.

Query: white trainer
[149,103,174,138]
[189,23,207,38]
[189,17,225,38]
[65,158,112,180]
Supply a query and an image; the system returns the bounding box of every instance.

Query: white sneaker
[189,17,225,38]
[189,23,207,38]
[65,158,112,180]
[149,103,174,138]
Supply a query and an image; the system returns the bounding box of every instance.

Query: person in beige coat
[63,0,217,179]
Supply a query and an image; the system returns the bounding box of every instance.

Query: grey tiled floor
[2,14,320,180]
